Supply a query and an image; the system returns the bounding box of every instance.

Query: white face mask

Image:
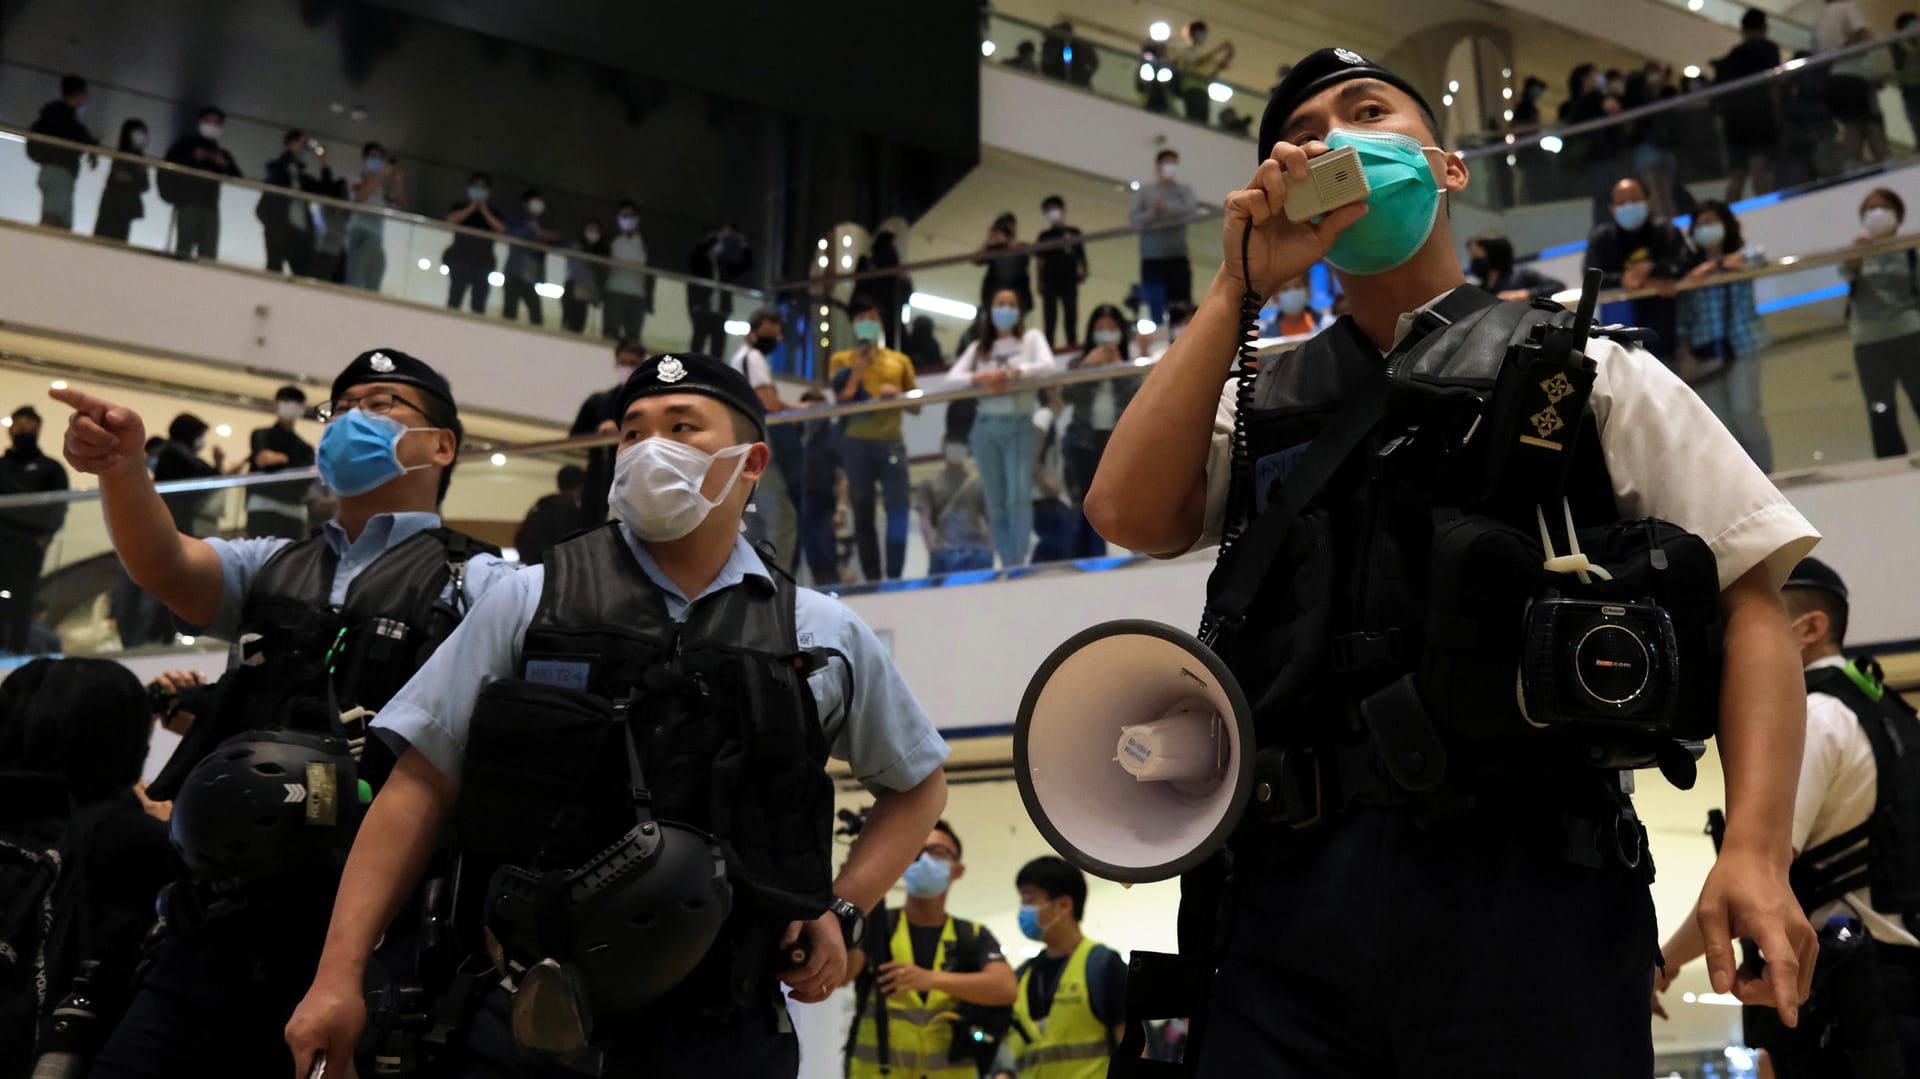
[199,122,223,141]
[276,401,304,422]
[1159,161,1179,181]
[528,198,546,216]
[1044,208,1064,225]
[944,444,968,465]
[1864,206,1900,238]
[618,214,639,232]
[610,437,751,542]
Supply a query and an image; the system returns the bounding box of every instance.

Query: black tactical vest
[148,527,491,800]
[460,523,834,930]
[1792,664,1920,931]
[1208,290,1620,744]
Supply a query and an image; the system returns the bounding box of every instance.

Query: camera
[1520,591,1679,732]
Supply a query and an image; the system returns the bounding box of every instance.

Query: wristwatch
[828,896,867,948]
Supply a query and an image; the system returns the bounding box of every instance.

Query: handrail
[775,207,1223,292]
[983,8,1270,102]
[4,122,768,302]
[1571,228,1920,303]
[1457,23,1920,159]
[0,230,1904,512]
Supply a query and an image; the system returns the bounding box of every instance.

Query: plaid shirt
[1676,252,1771,360]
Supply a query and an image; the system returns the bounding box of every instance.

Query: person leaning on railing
[1675,200,1774,472]
[1840,187,1920,459]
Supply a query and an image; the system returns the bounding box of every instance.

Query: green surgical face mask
[1320,129,1446,277]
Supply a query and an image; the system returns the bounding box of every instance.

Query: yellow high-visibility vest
[1007,937,1110,1079]
[847,913,978,1079]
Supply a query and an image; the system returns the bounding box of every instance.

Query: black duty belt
[1243,737,1653,880]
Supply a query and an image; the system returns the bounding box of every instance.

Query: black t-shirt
[447,201,500,264]
[1018,943,1127,1025]
[864,909,1006,978]
[1034,225,1087,290]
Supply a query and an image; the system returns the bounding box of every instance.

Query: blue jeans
[841,437,910,580]
[970,412,1035,568]
[929,547,996,575]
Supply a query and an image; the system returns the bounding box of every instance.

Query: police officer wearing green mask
[1084,48,1822,1075]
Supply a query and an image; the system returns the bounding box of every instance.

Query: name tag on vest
[1253,441,1312,514]
[524,659,592,692]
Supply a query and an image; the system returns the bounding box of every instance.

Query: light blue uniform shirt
[196,511,518,643]
[375,526,950,794]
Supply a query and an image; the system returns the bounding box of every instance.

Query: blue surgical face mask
[1693,223,1726,250]
[1613,201,1650,231]
[364,156,385,174]
[902,854,953,898]
[1319,129,1445,277]
[991,306,1020,332]
[1018,904,1047,941]
[467,185,488,201]
[853,319,884,344]
[1278,288,1310,315]
[1092,328,1123,346]
[317,408,434,496]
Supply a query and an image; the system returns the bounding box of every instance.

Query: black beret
[615,352,767,440]
[330,348,456,415]
[1257,47,1436,164]
[1784,558,1848,602]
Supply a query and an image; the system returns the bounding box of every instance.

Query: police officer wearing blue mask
[52,349,515,1079]
[286,352,949,1079]
[1085,47,1821,1076]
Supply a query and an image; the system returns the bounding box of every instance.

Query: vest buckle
[1330,630,1403,673]
[1252,747,1323,830]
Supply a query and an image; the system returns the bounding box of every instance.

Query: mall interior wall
[0,0,981,278]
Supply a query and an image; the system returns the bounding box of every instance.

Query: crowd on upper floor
[24,75,756,345]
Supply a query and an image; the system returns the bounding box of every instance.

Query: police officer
[1083,48,1821,1075]
[1657,558,1920,1073]
[285,352,950,1077]
[52,349,515,1077]
[847,820,1016,1079]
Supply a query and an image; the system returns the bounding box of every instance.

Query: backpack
[0,777,92,1070]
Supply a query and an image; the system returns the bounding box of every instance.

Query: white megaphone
[1015,620,1256,884]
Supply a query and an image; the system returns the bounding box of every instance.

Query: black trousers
[503,277,544,324]
[0,531,47,654]
[1041,285,1080,347]
[91,897,331,1079]
[264,220,312,275]
[689,305,727,356]
[1193,797,1658,1078]
[448,262,492,313]
[455,986,798,1078]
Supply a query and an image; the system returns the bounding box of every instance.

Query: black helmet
[485,819,731,1016]
[168,730,366,883]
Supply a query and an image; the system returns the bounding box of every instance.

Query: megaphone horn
[1015,620,1256,884]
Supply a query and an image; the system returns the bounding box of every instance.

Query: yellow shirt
[829,346,918,442]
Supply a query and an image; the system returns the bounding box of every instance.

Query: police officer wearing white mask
[287,352,951,1077]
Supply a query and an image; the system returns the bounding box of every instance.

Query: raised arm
[51,388,224,627]
[1086,142,1365,555]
